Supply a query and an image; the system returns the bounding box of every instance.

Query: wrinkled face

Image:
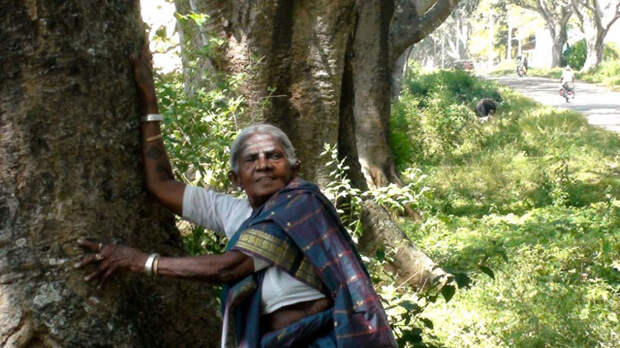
[229,133,297,208]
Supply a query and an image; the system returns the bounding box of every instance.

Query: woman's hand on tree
[130,40,159,115]
[75,238,148,288]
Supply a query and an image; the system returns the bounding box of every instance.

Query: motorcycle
[559,82,575,103]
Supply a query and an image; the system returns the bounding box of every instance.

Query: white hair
[229,124,297,173]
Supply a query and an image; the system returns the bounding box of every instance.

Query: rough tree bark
[391,46,414,98]
[179,0,457,291]
[571,0,620,71]
[1,1,220,346]
[511,0,573,67]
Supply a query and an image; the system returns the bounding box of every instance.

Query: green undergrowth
[577,60,620,89]
[391,69,620,347]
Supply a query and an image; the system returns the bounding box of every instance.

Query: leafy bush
[564,39,620,70]
[563,39,587,69]
[153,9,247,256]
[320,143,433,233]
[394,70,620,347]
[391,70,501,167]
[156,71,244,255]
[577,59,620,88]
[319,143,448,346]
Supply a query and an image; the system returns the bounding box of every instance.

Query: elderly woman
[76,50,396,347]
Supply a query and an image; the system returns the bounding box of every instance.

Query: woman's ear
[292,160,301,174]
[228,170,240,188]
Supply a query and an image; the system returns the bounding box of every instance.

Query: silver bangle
[144,253,160,276]
[153,256,160,276]
[142,113,164,122]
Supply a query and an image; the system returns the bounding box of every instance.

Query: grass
[392,70,620,347]
[578,60,620,89]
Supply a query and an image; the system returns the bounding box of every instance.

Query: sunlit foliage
[391,69,619,347]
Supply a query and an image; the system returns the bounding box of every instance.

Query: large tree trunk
[551,27,568,68]
[196,1,353,188]
[582,31,605,71]
[184,0,455,291]
[571,0,620,72]
[348,0,400,188]
[391,47,414,98]
[0,1,220,346]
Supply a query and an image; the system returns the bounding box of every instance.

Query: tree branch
[559,3,574,26]
[537,0,554,22]
[602,2,620,32]
[582,0,596,13]
[389,0,459,61]
[571,0,586,28]
[512,0,540,13]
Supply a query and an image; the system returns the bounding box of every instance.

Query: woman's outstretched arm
[75,238,254,287]
[132,43,185,215]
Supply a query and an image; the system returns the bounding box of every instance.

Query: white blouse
[182,184,325,314]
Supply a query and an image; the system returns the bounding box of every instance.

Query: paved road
[489,75,620,133]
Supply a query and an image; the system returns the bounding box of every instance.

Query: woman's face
[229,133,296,208]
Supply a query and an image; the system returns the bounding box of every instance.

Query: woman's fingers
[99,265,119,288]
[84,267,102,282]
[74,253,102,269]
[76,240,142,287]
[84,257,113,282]
[77,238,102,252]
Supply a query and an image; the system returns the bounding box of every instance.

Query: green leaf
[453,272,472,289]
[441,284,456,302]
[375,248,386,262]
[420,317,434,329]
[498,250,509,262]
[188,12,208,26]
[479,265,495,279]
[399,328,423,344]
[399,300,421,313]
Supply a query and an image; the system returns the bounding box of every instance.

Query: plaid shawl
[221,178,397,347]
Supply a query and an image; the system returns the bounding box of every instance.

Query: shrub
[576,59,620,88]
[563,39,620,70]
[391,70,499,166]
[563,39,587,69]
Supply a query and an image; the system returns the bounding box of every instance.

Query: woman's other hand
[75,238,148,288]
[130,39,158,115]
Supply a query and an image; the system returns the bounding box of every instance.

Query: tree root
[358,200,453,293]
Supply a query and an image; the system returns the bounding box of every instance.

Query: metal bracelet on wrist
[142,113,164,122]
[144,253,160,276]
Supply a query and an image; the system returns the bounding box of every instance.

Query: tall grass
[392,69,620,347]
[578,60,620,88]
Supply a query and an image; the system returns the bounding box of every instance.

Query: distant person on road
[561,66,575,88]
[520,55,528,70]
[516,55,528,77]
[560,66,575,98]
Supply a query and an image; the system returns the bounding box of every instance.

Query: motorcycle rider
[560,66,575,99]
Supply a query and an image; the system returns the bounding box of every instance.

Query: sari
[221,178,397,347]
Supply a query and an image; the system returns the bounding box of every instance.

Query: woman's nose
[256,155,271,169]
